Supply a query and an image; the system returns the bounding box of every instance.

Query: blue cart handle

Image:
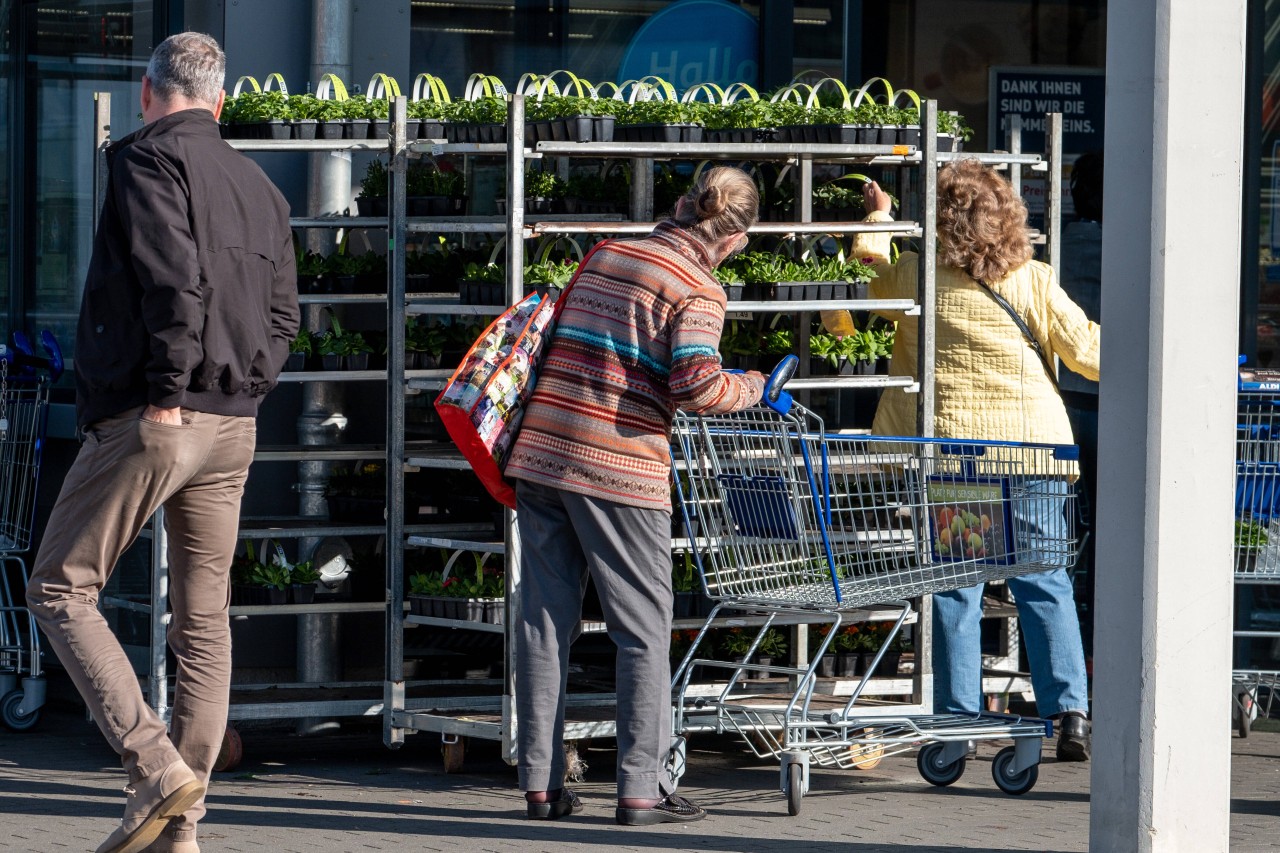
[764,354,798,415]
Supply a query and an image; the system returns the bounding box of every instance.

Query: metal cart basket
[669,358,1078,814]
[0,332,62,731]
[1231,379,1280,736]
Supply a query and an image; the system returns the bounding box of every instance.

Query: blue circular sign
[617,0,759,90]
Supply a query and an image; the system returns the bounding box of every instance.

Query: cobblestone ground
[2,700,1278,852]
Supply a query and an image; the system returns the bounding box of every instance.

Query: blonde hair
[936,159,1032,283]
[672,166,759,244]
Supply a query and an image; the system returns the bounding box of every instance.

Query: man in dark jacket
[26,32,298,853]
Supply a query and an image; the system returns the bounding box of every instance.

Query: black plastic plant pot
[318,120,344,139]
[419,120,445,140]
[682,125,703,143]
[296,274,318,294]
[290,119,318,140]
[803,283,821,301]
[425,195,451,216]
[673,592,697,618]
[527,197,555,215]
[658,124,682,143]
[877,126,897,145]
[829,282,851,301]
[546,119,568,142]
[490,123,508,144]
[359,196,388,218]
[853,280,870,300]
[328,274,356,294]
[936,133,955,153]
[809,357,835,376]
[594,116,615,142]
[404,119,420,140]
[746,282,777,301]
[344,118,370,139]
[484,598,504,624]
[291,584,316,604]
[570,116,593,142]
[285,352,306,372]
[268,588,289,605]
[370,119,390,139]
[346,353,370,371]
[404,350,422,370]
[355,273,383,293]
[449,196,468,215]
[724,284,745,301]
[817,282,834,301]
[876,357,890,374]
[899,126,921,146]
[267,121,290,140]
[857,126,879,145]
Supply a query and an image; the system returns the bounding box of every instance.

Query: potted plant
[405,317,445,369]
[523,258,578,302]
[222,90,290,139]
[230,540,268,605]
[408,97,449,140]
[522,168,567,216]
[285,93,324,139]
[759,325,795,374]
[670,629,710,681]
[714,265,744,301]
[251,560,292,605]
[311,95,349,139]
[408,570,448,617]
[831,624,871,676]
[296,248,327,294]
[809,623,837,676]
[286,329,312,371]
[718,626,756,663]
[755,627,787,668]
[458,261,505,306]
[357,159,389,218]
[290,560,320,603]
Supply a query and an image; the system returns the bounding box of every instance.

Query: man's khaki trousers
[27,406,255,835]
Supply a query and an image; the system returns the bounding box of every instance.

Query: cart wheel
[214,726,243,772]
[0,690,39,732]
[442,737,465,774]
[785,762,803,816]
[991,746,1038,796]
[849,729,884,770]
[916,742,965,787]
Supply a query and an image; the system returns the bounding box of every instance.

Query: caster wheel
[214,726,243,772]
[991,746,1038,795]
[849,729,884,770]
[785,762,803,816]
[0,690,39,732]
[442,738,465,774]
[917,742,965,787]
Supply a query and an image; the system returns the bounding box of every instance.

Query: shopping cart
[669,355,1078,814]
[0,330,62,731]
[1231,363,1280,737]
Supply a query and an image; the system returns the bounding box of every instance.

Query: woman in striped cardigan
[507,167,766,826]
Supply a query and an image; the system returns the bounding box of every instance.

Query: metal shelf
[227,139,387,152]
[253,441,439,462]
[276,369,442,382]
[535,140,916,161]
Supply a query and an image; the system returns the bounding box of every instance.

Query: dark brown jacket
[75,108,298,426]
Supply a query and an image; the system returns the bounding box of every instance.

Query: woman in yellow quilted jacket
[822,158,1100,762]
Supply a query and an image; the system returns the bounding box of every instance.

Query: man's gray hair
[146,32,225,106]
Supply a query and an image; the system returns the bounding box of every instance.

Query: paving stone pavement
[2,699,1279,852]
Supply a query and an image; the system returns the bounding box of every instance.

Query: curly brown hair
[936,158,1032,283]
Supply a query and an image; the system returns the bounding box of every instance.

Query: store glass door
[20,0,156,360]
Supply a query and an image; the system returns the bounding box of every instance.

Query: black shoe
[526,788,583,820]
[1056,712,1091,762]
[616,793,707,826]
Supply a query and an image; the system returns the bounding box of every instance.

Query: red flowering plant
[808,623,834,657]
[832,624,875,654]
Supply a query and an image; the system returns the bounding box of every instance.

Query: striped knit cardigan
[506,221,765,511]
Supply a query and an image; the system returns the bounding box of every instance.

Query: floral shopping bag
[434,241,607,508]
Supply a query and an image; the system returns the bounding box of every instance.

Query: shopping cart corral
[0,332,63,731]
[669,355,1077,814]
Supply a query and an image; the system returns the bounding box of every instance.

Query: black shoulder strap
[975,279,1059,390]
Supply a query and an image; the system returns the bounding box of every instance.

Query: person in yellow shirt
[822,159,1099,761]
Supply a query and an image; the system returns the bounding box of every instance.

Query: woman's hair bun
[694,185,728,219]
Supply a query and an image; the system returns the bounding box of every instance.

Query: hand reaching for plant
[862,180,893,214]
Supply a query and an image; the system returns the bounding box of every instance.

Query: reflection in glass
[24,2,154,361]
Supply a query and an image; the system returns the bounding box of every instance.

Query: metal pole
[384,97,408,748]
[297,0,354,735]
[1045,113,1063,277]
[502,94,526,765]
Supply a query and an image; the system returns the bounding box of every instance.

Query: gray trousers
[515,479,675,800]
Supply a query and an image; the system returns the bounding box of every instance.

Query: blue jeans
[932,479,1089,717]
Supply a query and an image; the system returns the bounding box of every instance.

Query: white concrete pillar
[1091,1,1246,850]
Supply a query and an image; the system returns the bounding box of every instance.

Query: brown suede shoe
[143,829,200,853]
[96,761,204,853]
